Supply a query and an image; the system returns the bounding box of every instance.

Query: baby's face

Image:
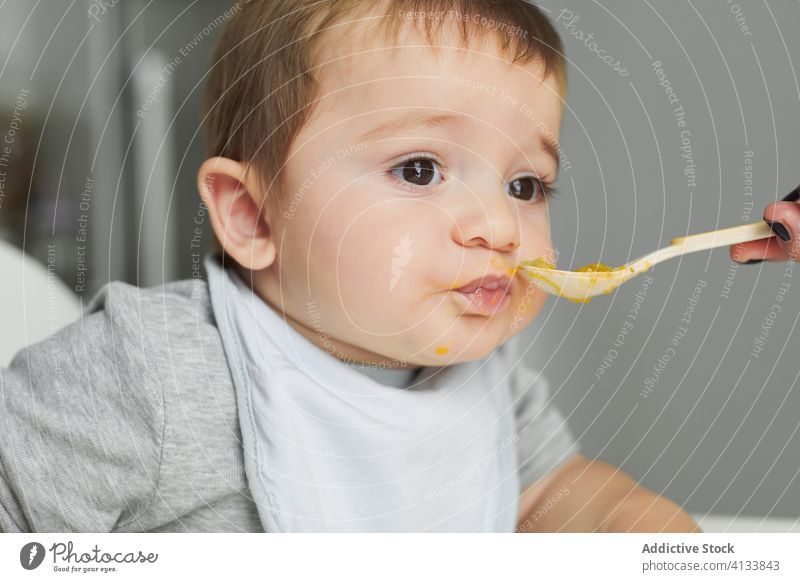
[260,31,563,367]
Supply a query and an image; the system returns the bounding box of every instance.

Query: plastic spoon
[515,221,775,303]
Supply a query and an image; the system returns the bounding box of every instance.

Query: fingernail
[764,219,791,242]
[783,185,800,202]
[744,259,766,265]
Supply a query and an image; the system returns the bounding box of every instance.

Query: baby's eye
[505,176,552,202]
[388,155,444,190]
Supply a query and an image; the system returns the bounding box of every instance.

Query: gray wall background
[0,1,798,520]
[527,0,800,520]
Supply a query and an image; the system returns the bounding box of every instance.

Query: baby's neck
[344,360,424,388]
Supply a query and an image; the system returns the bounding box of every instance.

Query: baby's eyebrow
[536,135,561,177]
[359,110,560,176]
[358,111,469,142]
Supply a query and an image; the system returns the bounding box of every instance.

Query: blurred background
[0,0,798,527]
[0,0,224,292]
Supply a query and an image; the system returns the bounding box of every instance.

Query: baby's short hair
[204,0,566,209]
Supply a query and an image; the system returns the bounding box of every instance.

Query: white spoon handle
[670,221,775,251]
[631,221,776,270]
[521,221,778,303]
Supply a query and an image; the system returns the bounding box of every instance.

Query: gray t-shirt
[0,254,579,532]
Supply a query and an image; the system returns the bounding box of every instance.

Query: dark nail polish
[764,219,791,242]
[744,259,766,265]
[783,185,800,202]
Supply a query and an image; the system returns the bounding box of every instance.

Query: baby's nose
[449,185,521,252]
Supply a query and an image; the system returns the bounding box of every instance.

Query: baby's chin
[391,321,519,366]
[348,290,542,366]
[405,341,506,367]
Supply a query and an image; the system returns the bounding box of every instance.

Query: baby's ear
[197,157,277,270]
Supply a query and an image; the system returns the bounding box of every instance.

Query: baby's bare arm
[516,453,701,533]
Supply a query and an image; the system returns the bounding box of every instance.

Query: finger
[763,199,800,260]
[730,237,789,263]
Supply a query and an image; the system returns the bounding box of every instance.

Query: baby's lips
[455,274,512,294]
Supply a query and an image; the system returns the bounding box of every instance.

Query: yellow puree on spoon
[508,221,776,303]
[509,258,634,304]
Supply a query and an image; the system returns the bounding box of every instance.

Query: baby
[0,0,699,532]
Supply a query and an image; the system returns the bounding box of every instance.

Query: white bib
[218,266,522,532]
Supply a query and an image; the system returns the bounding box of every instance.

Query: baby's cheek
[506,283,548,335]
[511,217,551,319]
[319,225,400,328]
[519,219,554,263]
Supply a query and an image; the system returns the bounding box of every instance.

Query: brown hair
[204,0,566,209]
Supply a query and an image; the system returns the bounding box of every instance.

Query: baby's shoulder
[0,277,239,532]
[5,276,227,402]
[86,277,215,332]
[81,276,230,391]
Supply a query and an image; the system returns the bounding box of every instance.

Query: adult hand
[730,184,800,264]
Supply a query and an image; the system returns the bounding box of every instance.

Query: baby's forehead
[314,34,556,111]
[313,10,551,88]
[305,11,563,154]
[312,44,561,134]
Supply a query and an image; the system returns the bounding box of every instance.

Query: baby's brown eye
[506,177,544,202]
[390,157,442,188]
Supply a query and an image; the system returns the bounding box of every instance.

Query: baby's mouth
[452,274,513,316]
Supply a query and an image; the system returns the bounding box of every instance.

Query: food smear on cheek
[435,345,449,356]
